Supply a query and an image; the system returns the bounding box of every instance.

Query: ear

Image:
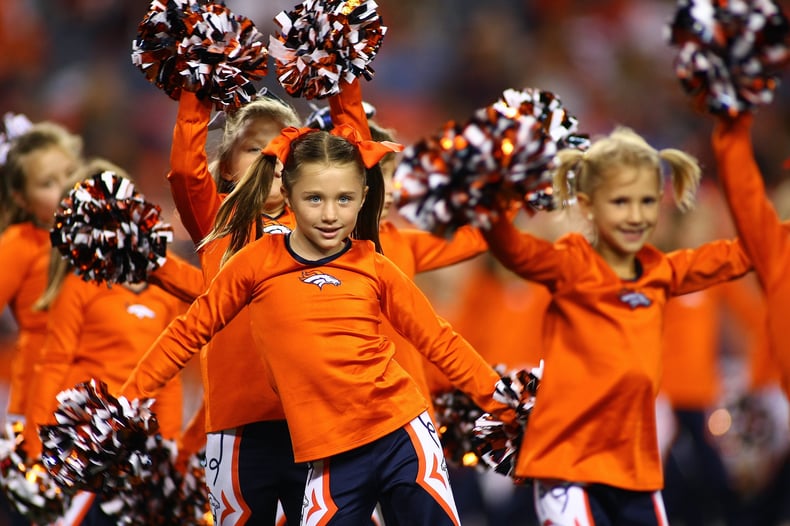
[361,185,368,209]
[576,192,593,220]
[11,190,27,211]
[280,184,290,208]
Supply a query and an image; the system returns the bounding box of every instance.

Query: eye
[338,195,352,205]
[307,195,321,204]
[612,197,628,206]
[642,196,658,205]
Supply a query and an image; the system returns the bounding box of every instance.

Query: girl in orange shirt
[0,121,81,423]
[167,87,309,524]
[482,127,752,525]
[122,126,515,526]
[19,162,195,525]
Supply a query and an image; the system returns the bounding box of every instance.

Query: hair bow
[261,124,403,168]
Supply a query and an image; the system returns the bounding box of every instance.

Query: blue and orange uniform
[123,233,513,525]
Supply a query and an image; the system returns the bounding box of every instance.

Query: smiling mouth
[318,227,341,238]
[620,229,645,240]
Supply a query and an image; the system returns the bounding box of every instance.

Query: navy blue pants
[302,412,460,526]
[206,419,308,525]
[535,480,668,526]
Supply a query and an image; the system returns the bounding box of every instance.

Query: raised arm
[712,113,790,291]
[329,78,372,139]
[667,237,752,296]
[167,91,223,244]
[482,214,568,289]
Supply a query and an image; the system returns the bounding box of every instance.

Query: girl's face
[284,161,367,260]
[580,165,661,270]
[15,146,77,228]
[226,116,285,215]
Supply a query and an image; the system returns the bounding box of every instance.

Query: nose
[626,203,644,223]
[321,201,338,223]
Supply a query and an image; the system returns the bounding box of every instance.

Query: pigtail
[353,163,384,253]
[553,148,585,207]
[200,153,277,264]
[659,148,701,212]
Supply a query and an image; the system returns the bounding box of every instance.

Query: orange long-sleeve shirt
[712,114,790,400]
[379,221,487,401]
[0,222,52,416]
[484,217,752,490]
[24,273,185,457]
[123,235,511,463]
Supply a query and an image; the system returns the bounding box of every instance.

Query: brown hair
[201,130,384,265]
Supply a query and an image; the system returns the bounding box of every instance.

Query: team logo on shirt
[618,289,652,309]
[127,304,156,319]
[263,224,291,234]
[299,270,341,289]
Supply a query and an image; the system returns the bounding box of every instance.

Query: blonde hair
[0,122,83,231]
[554,126,700,212]
[34,158,132,310]
[209,97,301,193]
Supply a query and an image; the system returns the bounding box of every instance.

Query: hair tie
[329,124,403,168]
[261,124,403,168]
[261,126,319,163]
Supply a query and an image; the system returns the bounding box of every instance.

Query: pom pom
[132,0,269,110]
[0,422,72,523]
[269,0,387,99]
[50,171,174,285]
[0,112,33,165]
[304,100,377,130]
[472,361,543,482]
[665,0,790,115]
[39,379,159,495]
[393,89,589,236]
[432,389,486,469]
[98,440,211,525]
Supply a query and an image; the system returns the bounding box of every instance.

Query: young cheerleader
[711,112,790,404]
[166,88,308,524]
[122,126,515,526]
[481,126,752,525]
[0,121,81,423]
[21,161,192,525]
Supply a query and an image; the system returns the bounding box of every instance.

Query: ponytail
[354,163,384,253]
[199,154,277,265]
[659,148,701,212]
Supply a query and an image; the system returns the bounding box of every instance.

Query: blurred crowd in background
[1,0,790,524]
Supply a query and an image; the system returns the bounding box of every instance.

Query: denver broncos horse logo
[618,289,652,309]
[263,224,291,234]
[299,270,341,289]
[127,304,156,319]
